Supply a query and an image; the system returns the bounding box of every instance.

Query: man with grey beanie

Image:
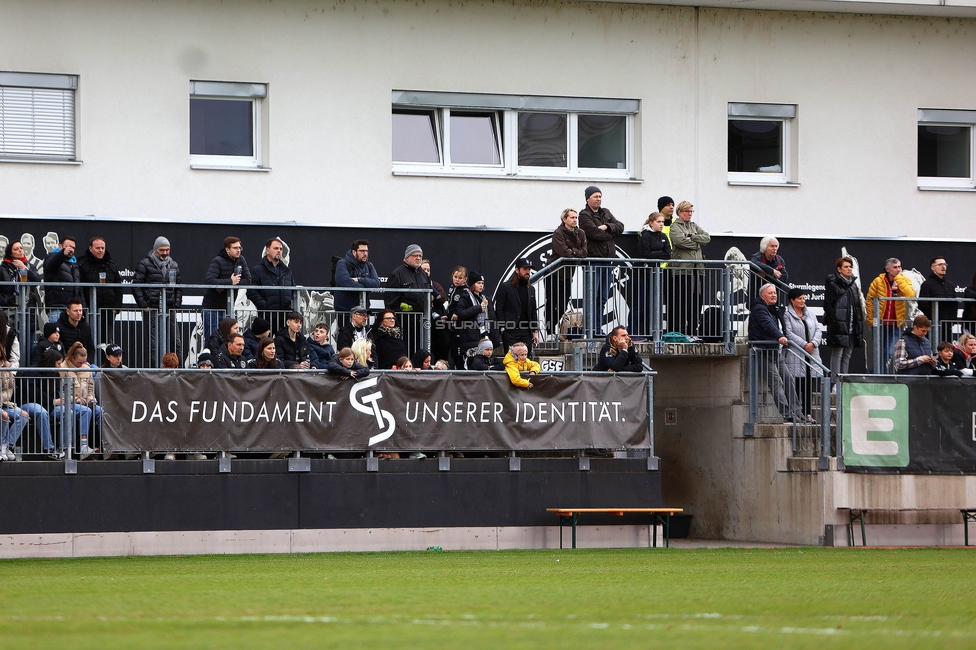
[384,244,433,355]
[578,186,624,331]
[133,236,183,366]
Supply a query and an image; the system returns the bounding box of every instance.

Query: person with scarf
[450,271,492,361]
[547,208,587,338]
[1,240,42,310]
[593,326,644,372]
[372,309,407,370]
[133,236,184,366]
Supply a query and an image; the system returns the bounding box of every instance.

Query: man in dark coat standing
[249,238,295,336]
[577,186,624,333]
[202,236,252,343]
[495,258,539,357]
[918,256,960,331]
[384,244,432,354]
[133,236,184,366]
[749,283,804,422]
[334,239,380,313]
[77,236,123,346]
[43,235,84,323]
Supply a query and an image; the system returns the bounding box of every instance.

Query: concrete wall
[2,0,976,237]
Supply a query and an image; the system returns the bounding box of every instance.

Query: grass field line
[7,613,974,639]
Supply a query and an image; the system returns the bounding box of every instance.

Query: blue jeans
[54,403,96,441]
[21,403,54,451]
[1,406,29,446]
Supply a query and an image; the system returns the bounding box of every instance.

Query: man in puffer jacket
[202,236,252,343]
[250,238,295,336]
[43,235,84,322]
[132,237,183,366]
[334,239,380,313]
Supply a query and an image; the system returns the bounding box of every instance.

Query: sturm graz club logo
[491,235,632,337]
[349,376,395,446]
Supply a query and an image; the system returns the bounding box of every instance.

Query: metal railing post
[16,282,29,365]
[747,346,758,431]
[722,265,733,354]
[651,265,663,342]
[424,292,432,351]
[646,373,654,458]
[90,288,100,351]
[584,264,595,340]
[872,297,881,374]
[835,380,845,470]
[819,374,832,469]
[930,302,939,353]
[159,290,168,366]
[227,290,236,319]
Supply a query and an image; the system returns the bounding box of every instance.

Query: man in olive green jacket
[668,201,710,337]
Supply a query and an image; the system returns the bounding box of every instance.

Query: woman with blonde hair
[351,338,375,370]
[58,341,101,459]
[668,201,710,336]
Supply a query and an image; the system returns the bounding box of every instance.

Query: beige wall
[1,0,975,238]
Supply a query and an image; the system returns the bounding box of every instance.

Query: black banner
[841,375,976,473]
[100,371,650,452]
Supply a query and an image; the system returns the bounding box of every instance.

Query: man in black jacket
[384,244,432,354]
[578,186,625,330]
[56,298,95,359]
[748,284,804,422]
[335,306,371,352]
[593,327,644,372]
[215,333,248,369]
[495,258,539,357]
[77,236,123,346]
[275,312,311,369]
[202,236,252,344]
[43,235,83,322]
[250,238,295,336]
[918,256,960,331]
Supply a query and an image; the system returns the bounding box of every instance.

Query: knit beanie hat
[43,323,60,339]
[585,185,601,200]
[404,244,423,259]
[153,236,170,250]
[468,271,484,286]
[250,317,271,337]
[657,196,674,211]
[478,339,494,353]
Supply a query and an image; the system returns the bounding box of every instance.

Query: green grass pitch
[1,547,974,648]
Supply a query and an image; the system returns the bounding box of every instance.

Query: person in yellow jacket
[865,257,916,372]
[503,342,540,389]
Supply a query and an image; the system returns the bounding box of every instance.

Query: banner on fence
[842,375,976,473]
[100,371,650,452]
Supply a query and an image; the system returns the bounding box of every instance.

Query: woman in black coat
[371,309,408,370]
[631,212,672,338]
[448,271,491,360]
[823,256,863,379]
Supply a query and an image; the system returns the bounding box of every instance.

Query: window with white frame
[392,91,637,179]
[190,81,267,169]
[728,102,796,185]
[917,109,975,190]
[0,72,77,162]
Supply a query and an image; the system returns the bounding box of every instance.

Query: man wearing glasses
[334,239,380,314]
[919,257,960,334]
[384,244,432,354]
[202,236,252,343]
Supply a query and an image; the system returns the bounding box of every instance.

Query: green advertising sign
[842,383,910,468]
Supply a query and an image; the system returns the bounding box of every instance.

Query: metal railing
[1,280,432,368]
[531,258,782,351]
[870,296,976,374]
[746,341,832,459]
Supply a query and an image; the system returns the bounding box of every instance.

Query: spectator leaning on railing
[749,283,805,422]
[893,315,935,376]
[865,257,915,372]
[43,235,84,322]
[333,239,380,314]
[133,236,184,365]
[593,326,644,372]
[503,341,540,389]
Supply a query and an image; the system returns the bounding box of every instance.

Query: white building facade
[2,0,975,239]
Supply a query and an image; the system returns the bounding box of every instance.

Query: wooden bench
[547,508,683,549]
[847,508,976,547]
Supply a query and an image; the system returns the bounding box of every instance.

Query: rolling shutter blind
[0,86,76,159]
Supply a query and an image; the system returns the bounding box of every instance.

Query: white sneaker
[163,453,176,461]
[79,445,95,460]
[5,449,15,461]
[0,445,7,461]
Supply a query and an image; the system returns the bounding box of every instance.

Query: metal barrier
[1,281,431,368]
[0,368,87,460]
[747,341,832,459]
[870,296,976,374]
[531,258,774,350]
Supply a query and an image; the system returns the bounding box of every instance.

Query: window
[0,72,77,162]
[918,109,976,190]
[391,91,637,180]
[190,81,267,170]
[727,102,797,185]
